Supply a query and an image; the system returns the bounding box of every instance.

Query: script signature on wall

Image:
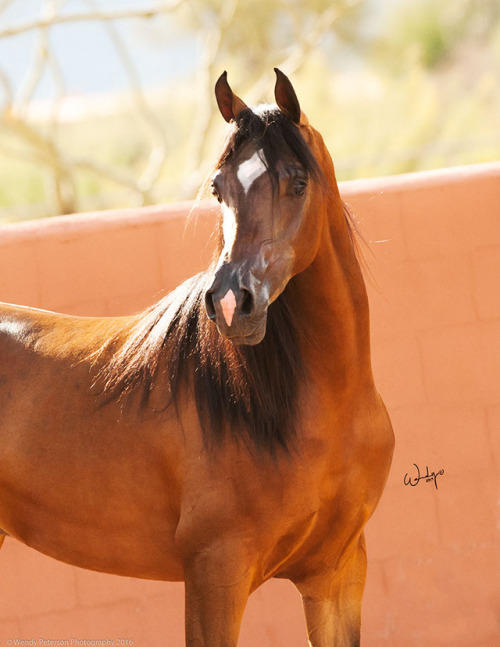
[404,463,445,490]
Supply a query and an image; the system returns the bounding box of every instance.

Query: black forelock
[216,106,323,192]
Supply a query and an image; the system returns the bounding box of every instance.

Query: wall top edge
[0,162,498,238]
[0,200,219,242]
[339,161,500,197]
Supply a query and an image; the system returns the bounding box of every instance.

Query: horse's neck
[292,194,372,390]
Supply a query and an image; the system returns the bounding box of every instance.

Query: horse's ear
[215,71,248,123]
[274,68,301,124]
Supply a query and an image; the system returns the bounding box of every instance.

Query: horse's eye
[211,183,222,203]
[292,179,307,197]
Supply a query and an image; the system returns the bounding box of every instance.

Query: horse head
[205,69,330,345]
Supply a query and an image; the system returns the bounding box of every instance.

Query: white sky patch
[237,150,267,196]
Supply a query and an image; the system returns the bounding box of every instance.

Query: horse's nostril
[205,291,217,321]
[241,289,254,316]
[206,287,254,323]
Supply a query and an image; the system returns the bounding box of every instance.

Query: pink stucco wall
[0,162,499,646]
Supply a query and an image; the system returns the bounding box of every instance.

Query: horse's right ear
[274,68,301,124]
[215,72,248,123]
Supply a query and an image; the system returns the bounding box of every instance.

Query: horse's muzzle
[205,269,268,345]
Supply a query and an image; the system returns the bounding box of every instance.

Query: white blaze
[221,202,237,253]
[237,151,267,195]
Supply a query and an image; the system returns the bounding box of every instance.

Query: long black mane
[98,106,324,455]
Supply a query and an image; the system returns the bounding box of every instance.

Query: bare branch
[16,0,56,114]
[0,140,49,167]
[182,0,238,195]
[0,66,13,110]
[71,156,150,198]
[2,112,152,207]
[248,0,364,103]
[82,0,168,200]
[4,115,58,165]
[0,0,15,15]
[45,33,67,132]
[0,1,183,39]
[281,0,365,75]
[4,111,77,213]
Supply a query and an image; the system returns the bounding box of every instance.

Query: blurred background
[0,0,499,223]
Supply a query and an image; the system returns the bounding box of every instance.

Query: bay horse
[0,69,394,646]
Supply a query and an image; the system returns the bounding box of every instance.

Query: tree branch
[0,1,183,39]
[0,0,15,15]
[248,0,365,102]
[182,0,238,196]
[81,0,168,201]
[0,66,13,110]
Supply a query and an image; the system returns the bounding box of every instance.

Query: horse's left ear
[215,71,248,123]
[274,68,301,124]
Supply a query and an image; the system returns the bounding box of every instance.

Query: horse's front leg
[182,536,254,647]
[295,535,367,647]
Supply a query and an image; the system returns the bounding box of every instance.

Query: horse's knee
[182,536,255,647]
[294,539,368,647]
